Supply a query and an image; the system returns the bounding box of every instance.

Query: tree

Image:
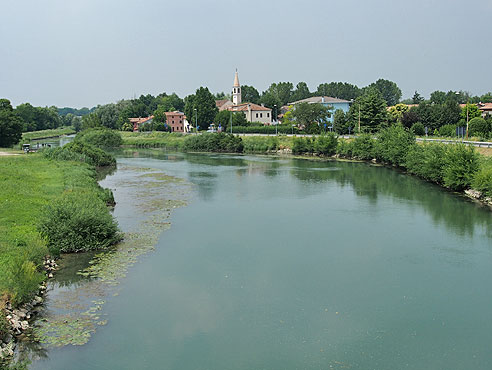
[291,82,311,102]
[291,102,331,134]
[388,104,410,124]
[430,91,446,105]
[348,88,387,132]
[480,92,492,103]
[263,82,293,105]
[333,109,350,134]
[316,82,361,100]
[214,110,246,131]
[186,87,218,130]
[0,99,23,147]
[401,108,419,129]
[468,117,490,137]
[412,91,424,104]
[241,85,260,104]
[81,113,102,130]
[158,93,184,112]
[367,79,402,106]
[260,92,282,110]
[461,103,482,121]
[153,105,168,125]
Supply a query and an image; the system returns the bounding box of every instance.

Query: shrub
[439,124,457,137]
[472,158,492,197]
[405,143,447,184]
[38,192,122,255]
[183,133,243,153]
[376,124,416,166]
[442,144,480,191]
[44,141,116,167]
[336,139,354,158]
[351,134,376,160]
[292,137,314,154]
[76,128,123,148]
[410,122,425,136]
[243,137,279,153]
[468,117,490,138]
[314,133,338,155]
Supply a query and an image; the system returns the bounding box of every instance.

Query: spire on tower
[233,69,240,87]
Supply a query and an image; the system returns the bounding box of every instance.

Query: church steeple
[232,69,241,105]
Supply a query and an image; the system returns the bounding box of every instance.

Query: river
[29,149,492,370]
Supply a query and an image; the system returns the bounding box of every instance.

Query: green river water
[29,150,492,370]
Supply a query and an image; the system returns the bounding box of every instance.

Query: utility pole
[230,110,232,134]
[358,104,361,134]
[194,108,197,135]
[274,105,277,136]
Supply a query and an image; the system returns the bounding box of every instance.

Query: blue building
[287,96,351,123]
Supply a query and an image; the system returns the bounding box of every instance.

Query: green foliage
[44,141,116,167]
[21,127,75,141]
[316,82,361,101]
[405,143,448,184]
[291,102,331,133]
[241,85,261,104]
[461,103,482,121]
[291,82,312,102]
[75,128,123,148]
[15,103,61,132]
[38,191,121,255]
[376,124,416,166]
[348,88,388,132]
[263,82,294,106]
[367,79,402,106]
[439,124,457,137]
[214,111,247,131]
[410,122,425,136]
[0,99,23,147]
[468,117,489,138]
[442,144,480,191]
[336,139,354,158]
[183,133,243,153]
[472,158,492,197]
[292,134,337,155]
[351,134,377,160]
[185,87,218,130]
[243,136,279,153]
[120,132,185,149]
[230,125,300,135]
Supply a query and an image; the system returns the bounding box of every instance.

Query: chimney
[321,97,325,103]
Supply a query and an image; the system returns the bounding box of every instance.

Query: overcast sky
[1,0,491,108]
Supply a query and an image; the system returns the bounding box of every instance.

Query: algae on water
[33,165,193,348]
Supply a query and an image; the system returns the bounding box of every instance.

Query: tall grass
[22,127,75,141]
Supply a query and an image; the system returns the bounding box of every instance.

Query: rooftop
[289,96,351,105]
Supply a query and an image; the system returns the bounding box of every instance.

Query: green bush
[442,144,480,191]
[336,139,354,158]
[243,136,279,153]
[183,133,243,153]
[405,143,447,184]
[410,122,425,136]
[376,124,416,166]
[292,137,314,154]
[468,117,490,138]
[472,158,492,197]
[231,125,300,135]
[351,134,376,160]
[438,124,457,137]
[44,141,116,167]
[75,128,123,148]
[314,133,338,155]
[38,192,122,255]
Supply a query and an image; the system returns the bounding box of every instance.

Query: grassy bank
[22,127,75,141]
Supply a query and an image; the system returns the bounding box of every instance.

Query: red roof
[231,103,271,112]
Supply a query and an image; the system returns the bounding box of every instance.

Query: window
[256,113,258,118]
[260,113,263,118]
[267,113,270,117]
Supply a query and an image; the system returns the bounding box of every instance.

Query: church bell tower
[232,69,241,106]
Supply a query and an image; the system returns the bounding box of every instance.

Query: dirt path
[0,151,20,156]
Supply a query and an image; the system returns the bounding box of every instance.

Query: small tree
[0,99,23,147]
[468,117,490,138]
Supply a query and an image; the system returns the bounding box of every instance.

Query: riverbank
[22,128,75,142]
[0,152,118,367]
[121,130,492,208]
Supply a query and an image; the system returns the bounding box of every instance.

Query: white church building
[216,70,272,125]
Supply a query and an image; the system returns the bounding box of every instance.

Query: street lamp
[194,108,197,135]
[230,110,233,134]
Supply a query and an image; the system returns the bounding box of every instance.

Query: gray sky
[1,0,491,108]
